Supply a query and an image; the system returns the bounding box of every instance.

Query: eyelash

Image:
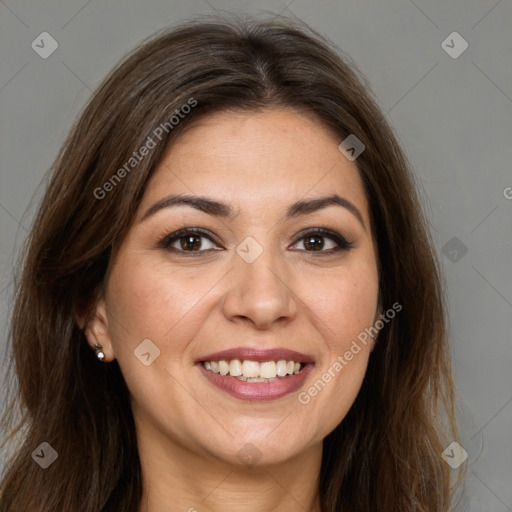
[158,227,354,256]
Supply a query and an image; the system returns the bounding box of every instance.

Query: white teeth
[242,360,260,378]
[276,360,288,376]
[219,360,229,375]
[229,359,242,376]
[202,358,306,379]
[260,361,277,379]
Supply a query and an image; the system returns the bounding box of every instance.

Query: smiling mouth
[195,347,314,400]
[201,359,307,382]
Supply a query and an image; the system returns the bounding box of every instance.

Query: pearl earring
[93,344,105,361]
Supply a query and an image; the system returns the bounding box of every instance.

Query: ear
[76,297,115,362]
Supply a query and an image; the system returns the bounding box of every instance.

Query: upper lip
[196,347,315,364]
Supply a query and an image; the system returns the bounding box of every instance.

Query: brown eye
[303,235,327,251]
[159,228,220,253]
[291,228,354,254]
[179,235,203,251]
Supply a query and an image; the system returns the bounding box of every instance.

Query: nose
[221,244,298,330]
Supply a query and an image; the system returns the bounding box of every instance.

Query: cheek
[105,251,225,358]
[294,258,378,431]
[304,259,379,351]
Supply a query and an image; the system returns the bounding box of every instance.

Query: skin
[82,108,380,512]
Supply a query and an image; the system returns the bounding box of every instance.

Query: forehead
[141,108,369,220]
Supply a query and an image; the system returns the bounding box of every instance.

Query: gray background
[1,0,511,509]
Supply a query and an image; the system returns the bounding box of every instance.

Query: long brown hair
[0,13,464,511]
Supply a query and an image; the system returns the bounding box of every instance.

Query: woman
[0,14,464,511]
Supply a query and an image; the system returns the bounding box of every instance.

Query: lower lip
[197,363,314,402]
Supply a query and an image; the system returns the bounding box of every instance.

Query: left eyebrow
[286,194,366,230]
[140,193,366,231]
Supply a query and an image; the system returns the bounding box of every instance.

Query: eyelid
[158,227,354,254]
[158,227,221,251]
[289,227,354,252]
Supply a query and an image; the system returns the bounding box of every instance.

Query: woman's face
[88,108,379,467]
